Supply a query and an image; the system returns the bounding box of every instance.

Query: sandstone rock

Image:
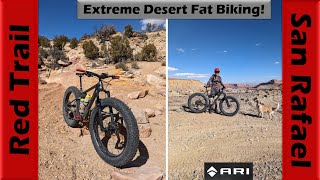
[131,108,149,124]
[39,79,47,84]
[138,89,149,98]
[128,92,140,99]
[146,74,165,86]
[127,90,149,99]
[138,123,152,138]
[111,167,163,180]
[144,108,155,118]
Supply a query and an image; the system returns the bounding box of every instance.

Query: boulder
[111,167,163,180]
[128,92,140,99]
[131,108,149,124]
[127,90,149,99]
[138,89,149,98]
[138,123,152,138]
[146,74,165,86]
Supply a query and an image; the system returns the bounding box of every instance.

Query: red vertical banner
[0,0,38,179]
[282,0,319,179]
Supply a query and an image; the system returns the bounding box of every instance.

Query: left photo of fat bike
[38,2,166,178]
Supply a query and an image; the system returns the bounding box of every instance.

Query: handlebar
[76,68,120,79]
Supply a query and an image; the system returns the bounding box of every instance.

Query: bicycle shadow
[240,111,260,118]
[121,140,149,169]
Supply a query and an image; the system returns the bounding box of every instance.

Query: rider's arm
[207,76,213,87]
[220,77,226,89]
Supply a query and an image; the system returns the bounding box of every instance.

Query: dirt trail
[39,62,165,179]
[168,80,282,180]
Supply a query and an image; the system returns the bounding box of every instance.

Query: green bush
[124,25,133,38]
[39,48,49,59]
[38,36,51,47]
[115,62,129,71]
[53,35,69,50]
[145,23,157,32]
[110,35,133,63]
[69,38,79,49]
[131,62,140,69]
[141,44,157,61]
[82,40,99,60]
[100,43,108,58]
[95,25,116,43]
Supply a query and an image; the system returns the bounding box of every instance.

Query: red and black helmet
[214,68,220,73]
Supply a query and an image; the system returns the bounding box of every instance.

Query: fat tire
[62,86,81,128]
[219,96,240,116]
[188,93,209,113]
[89,98,139,167]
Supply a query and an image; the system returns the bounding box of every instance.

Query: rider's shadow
[121,140,149,168]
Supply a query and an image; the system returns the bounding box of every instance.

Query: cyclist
[206,68,226,113]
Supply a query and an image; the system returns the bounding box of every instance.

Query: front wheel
[219,96,240,116]
[188,93,209,113]
[62,86,81,128]
[89,98,139,167]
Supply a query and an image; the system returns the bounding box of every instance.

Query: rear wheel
[62,86,81,128]
[219,96,240,116]
[188,93,209,113]
[89,98,139,167]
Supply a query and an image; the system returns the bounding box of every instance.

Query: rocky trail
[168,79,282,180]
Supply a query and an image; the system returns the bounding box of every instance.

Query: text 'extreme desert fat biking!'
[188,84,240,116]
[62,68,139,167]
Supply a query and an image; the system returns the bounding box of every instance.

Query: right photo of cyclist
[167,1,282,179]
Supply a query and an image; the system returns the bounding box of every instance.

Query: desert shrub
[131,62,140,69]
[124,25,133,38]
[39,48,49,59]
[69,38,79,49]
[80,34,91,41]
[145,23,157,32]
[161,61,166,66]
[49,47,67,61]
[95,25,116,43]
[145,23,165,32]
[141,44,157,61]
[53,35,69,50]
[110,35,133,63]
[82,40,99,60]
[38,36,51,47]
[115,62,129,71]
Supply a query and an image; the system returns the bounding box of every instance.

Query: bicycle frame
[77,74,111,129]
[205,86,226,105]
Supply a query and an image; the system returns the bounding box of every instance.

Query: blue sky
[39,0,165,39]
[168,1,282,84]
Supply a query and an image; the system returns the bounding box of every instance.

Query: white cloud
[256,43,262,46]
[174,73,210,78]
[140,19,166,30]
[216,50,228,53]
[168,67,179,71]
[191,48,197,51]
[274,61,280,64]
[176,48,185,53]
